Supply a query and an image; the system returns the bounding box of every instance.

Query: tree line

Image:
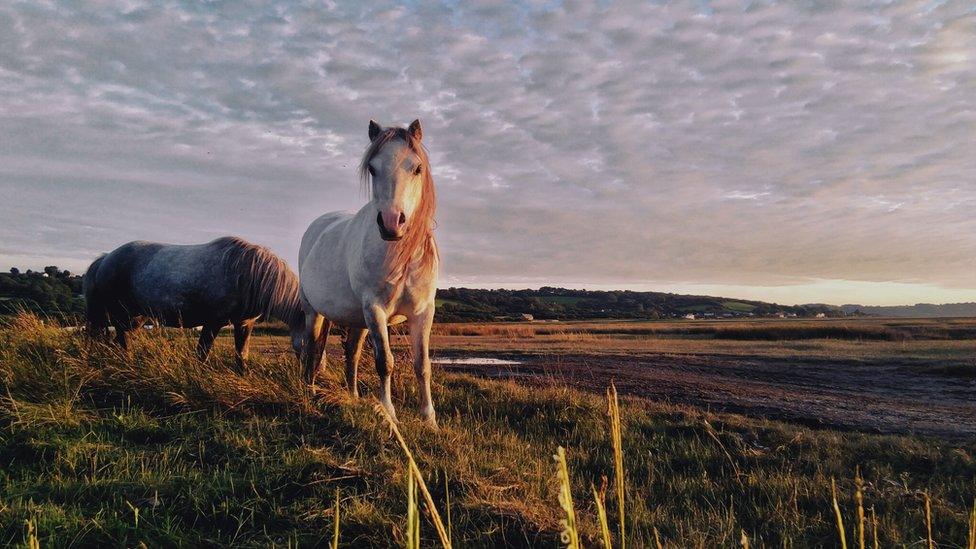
[1,267,840,323]
[0,267,85,317]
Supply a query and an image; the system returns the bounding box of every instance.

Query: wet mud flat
[434,352,976,439]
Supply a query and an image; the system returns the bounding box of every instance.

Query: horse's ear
[408,119,423,141]
[368,119,382,141]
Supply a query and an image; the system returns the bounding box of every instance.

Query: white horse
[298,119,439,427]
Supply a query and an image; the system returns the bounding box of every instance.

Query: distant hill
[840,302,976,318]
[435,286,839,322]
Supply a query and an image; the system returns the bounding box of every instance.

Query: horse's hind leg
[342,327,367,398]
[197,323,222,362]
[85,295,110,342]
[232,320,254,372]
[109,312,132,350]
[112,323,128,349]
[310,318,332,384]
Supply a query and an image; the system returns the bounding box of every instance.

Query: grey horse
[83,237,304,370]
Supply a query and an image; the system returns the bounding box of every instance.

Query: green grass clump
[1,313,975,547]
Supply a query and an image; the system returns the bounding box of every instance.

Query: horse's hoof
[421,411,438,430]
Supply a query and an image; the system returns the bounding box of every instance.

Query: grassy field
[426,317,976,363]
[2,313,975,547]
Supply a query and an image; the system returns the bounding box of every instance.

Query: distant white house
[815,312,827,318]
[682,313,696,320]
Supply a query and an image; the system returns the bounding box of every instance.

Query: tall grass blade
[855,468,865,549]
[24,518,40,549]
[832,478,848,549]
[554,446,580,549]
[592,484,612,549]
[375,404,452,549]
[967,498,976,549]
[332,488,340,549]
[924,491,933,549]
[968,498,976,549]
[444,473,452,546]
[608,382,626,548]
[871,506,879,549]
[740,528,750,549]
[653,526,663,549]
[406,467,420,549]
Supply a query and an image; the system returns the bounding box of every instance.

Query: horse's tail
[83,254,109,334]
[218,237,303,328]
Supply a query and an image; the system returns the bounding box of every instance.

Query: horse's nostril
[398,212,406,225]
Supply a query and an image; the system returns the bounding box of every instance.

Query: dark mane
[213,237,304,328]
[357,127,438,282]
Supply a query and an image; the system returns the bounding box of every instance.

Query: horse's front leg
[197,323,222,362]
[343,327,367,398]
[112,322,129,349]
[409,307,437,428]
[364,305,397,422]
[232,320,254,372]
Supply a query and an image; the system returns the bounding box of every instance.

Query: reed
[967,498,975,549]
[406,467,420,549]
[331,489,340,549]
[925,491,934,549]
[554,446,580,549]
[871,506,879,549]
[855,468,865,549]
[607,382,626,547]
[444,473,452,545]
[375,404,452,549]
[832,478,848,549]
[24,518,39,549]
[592,484,613,549]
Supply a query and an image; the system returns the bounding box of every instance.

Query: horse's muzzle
[377,212,403,241]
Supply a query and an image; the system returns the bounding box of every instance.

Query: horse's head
[360,119,432,242]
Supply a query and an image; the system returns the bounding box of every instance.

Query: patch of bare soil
[435,352,976,439]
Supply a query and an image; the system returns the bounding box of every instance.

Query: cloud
[0,0,974,298]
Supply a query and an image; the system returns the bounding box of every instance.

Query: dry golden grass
[422,317,976,366]
[2,313,976,547]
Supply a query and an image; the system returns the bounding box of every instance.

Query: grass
[1,313,975,546]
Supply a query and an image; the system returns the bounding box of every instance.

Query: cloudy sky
[1,1,974,305]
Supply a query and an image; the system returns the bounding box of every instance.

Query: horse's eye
[413,165,422,176]
[367,165,376,177]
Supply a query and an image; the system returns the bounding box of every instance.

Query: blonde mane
[358,127,438,283]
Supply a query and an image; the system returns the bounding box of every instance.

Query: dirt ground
[435,350,976,439]
[252,317,976,439]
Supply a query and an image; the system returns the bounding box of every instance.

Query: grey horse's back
[83,237,301,330]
